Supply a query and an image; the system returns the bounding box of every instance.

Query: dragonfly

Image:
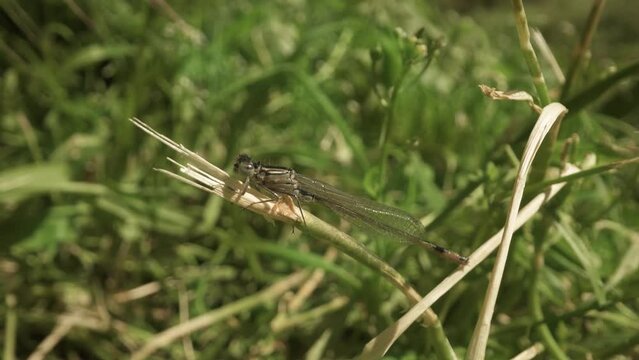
[233,154,468,265]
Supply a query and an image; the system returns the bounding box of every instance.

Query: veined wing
[295,173,426,239]
[295,173,468,264]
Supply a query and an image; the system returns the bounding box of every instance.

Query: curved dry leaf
[479,84,542,113]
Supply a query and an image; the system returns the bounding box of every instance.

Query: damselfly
[233,154,468,265]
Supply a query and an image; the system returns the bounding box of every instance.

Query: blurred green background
[1,1,638,359]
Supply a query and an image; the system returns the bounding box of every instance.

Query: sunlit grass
[1,1,638,359]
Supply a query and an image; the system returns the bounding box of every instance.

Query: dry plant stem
[510,342,545,360]
[28,320,75,360]
[270,249,337,332]
[288,248,338,312]
[304,214,423,304]
[527,148,577,360]
[303,213,457,360]
[129,118,457,359]
[467,103,567,360]
[28,311,108,360]
[129,118,295,223]
[478,85,541,113]
[130,272,308,360]
[561,0,607,100]
[315,30,353,82]
[358,162,578,359]
[112,281,161,303]
[306,329,333,360]
[271,296,349,333]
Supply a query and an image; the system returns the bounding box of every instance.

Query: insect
[234,154,468,265]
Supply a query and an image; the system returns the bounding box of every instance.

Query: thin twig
[129,118,297,224]
[358,161,579,359]
[288,248,338,312]
[27,320,75,360]
[467,103,567,359]
[271,296,349,333]
[130,117,459,360]
[510,342,545,360]
[303,212,457,359]
[28,311,108,360]
[112,282,161,303]
[130,272,308,360]
[315,30,354,82]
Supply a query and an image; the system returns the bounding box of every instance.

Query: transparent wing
[296,174,426,239]
[296,174,467,264]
